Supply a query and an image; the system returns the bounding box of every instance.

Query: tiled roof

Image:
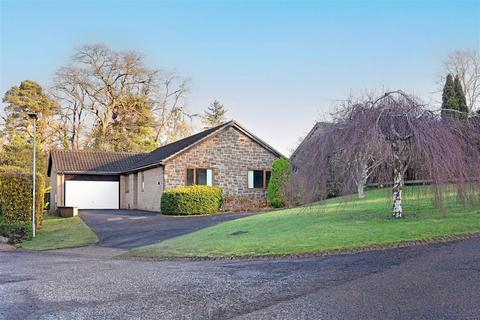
[125,121,231,171]
[290,122,333,160]
[48,150,147,175]
[48,120,283,176]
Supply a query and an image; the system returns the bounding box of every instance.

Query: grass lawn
[18,216,98,250]
[126,186,480,258]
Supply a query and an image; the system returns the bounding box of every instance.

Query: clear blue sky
[1,0,479,155]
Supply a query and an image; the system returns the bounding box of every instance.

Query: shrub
[0,222,32,244]
[0,166,45,228]
[267,158,291,208]
[161,186,223,215]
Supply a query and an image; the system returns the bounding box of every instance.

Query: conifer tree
[454,75,468,114]
[441,74,457,118]
[203,100,227,128]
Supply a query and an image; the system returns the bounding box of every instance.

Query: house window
[141,172,145,192]
[125,175,130,193]
[248,170,271,189]
[186,168,213,186]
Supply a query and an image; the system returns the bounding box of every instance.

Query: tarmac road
[1,236,479,319]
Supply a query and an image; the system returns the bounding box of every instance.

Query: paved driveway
[79,209,261,249]
[1,237,479,319]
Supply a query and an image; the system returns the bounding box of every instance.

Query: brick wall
[163,126,278,211]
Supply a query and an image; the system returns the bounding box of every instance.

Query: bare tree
[53,44,195,150]
[71,44,157,149]
[293,91,480,219]
[443,49,480,113]
[151,72,196,145]
[333,97,385,198]
[51,66,90,149]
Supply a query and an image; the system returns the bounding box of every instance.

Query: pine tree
[441,74,457,118]
[2,80,58,146]
[454,75,468,114]
[203,100,227,128]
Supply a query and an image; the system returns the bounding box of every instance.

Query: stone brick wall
[163,126,278,211]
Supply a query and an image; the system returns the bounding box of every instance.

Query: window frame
[140,171,145,192]
[185,167,213,186]
[247,169,271,190]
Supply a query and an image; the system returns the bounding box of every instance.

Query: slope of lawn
[126,186,480,258]
[18,216,98,250]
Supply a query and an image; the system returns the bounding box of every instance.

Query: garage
[64,176,119,209]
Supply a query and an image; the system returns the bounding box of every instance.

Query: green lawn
[18,216,98,250]
[126,186,480,258]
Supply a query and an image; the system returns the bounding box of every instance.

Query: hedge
[161,186,223,215]
[0,166,45,228]
[0,222,32,243]
[267,158,291,208]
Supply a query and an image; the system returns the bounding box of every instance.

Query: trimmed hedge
[267,158,291,208]
[161,186,223,215]
[0,166,44,228]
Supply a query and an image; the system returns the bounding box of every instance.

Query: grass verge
[17,216,98,250]
[125,186,480,259]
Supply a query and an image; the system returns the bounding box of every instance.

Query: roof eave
[56,171,123,175]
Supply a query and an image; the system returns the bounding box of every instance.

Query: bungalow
[47,121,283,212]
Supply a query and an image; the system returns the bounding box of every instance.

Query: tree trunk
[392,169,403,218]
[357,182,365,199]
[356,160,368,199]
[392,144,404,218]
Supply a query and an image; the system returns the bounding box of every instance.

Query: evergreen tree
[203,100,227,128]
[2,80,58,147]
[454,75,468,114]
[441,74,457,118]
[104,94,158,152]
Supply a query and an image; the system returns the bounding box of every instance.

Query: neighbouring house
[290,121,333,167]
[47,121,283,212]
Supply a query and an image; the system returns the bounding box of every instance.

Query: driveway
[79,209,262,249]
[1,237,479,319]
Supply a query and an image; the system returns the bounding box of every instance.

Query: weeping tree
[332,97,386,198]
[292,91,480,218]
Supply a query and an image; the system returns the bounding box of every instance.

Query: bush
[267,158,291,208]
[0,166,45,228]
[0,222,32,243]
[161,186,223,215]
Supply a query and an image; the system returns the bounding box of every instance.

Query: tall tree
[71,44,157,149]
[203,100,227,128]
[443,49,480,113]
[454,75,468,114]
[53,44,194,151]
[2,80,58,147]
[441,74,458,118]
[51,66,90,150]
[106,94,157,152]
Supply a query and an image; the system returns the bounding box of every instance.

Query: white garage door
[65,180,119,209]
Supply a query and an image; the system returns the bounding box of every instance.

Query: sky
[1,0,479,155]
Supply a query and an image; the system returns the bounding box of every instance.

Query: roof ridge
[51,149,147,155]
[147,120,233,155]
